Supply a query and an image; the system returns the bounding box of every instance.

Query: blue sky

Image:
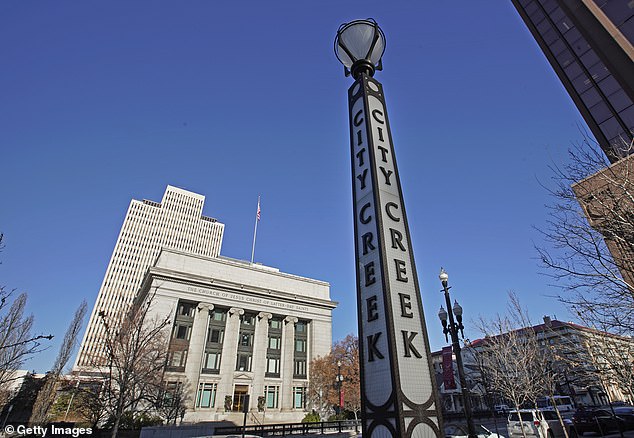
[1,2,592,372]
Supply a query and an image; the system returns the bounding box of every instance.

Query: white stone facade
[76,186,225,368]
[138,249,337,424]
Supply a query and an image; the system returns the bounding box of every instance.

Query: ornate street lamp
[337,360,344,414]
[335,19,442,438]
[335,19,385,79]
[438,268,477,438]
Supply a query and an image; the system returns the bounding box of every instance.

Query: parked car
[508,409,569,438]
[445,424,506,438]
[571,407,626,436]
[537,396,576,413]
[613,406,634,430]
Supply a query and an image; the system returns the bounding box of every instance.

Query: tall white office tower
[75,185,225,368]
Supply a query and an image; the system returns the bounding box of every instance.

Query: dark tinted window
[509,412,535,421]
[543,411,559,420]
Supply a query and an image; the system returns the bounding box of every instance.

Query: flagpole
[250,196,260,264]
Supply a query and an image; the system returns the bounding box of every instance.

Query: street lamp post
[438,268,477,438]
[335,19,443,438]
[337,360,343,414]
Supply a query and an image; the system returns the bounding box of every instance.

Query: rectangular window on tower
[202,351,221,373]
[293,386,306,409]
[162,381,182,407]
[236,312,255,372]
[166,349,188,371]
[295,339,306,352]
[265,385,279,409]
[240,313,255,326]
[266,357,280,376]
[202,308,226,375]
[294,359,307,378]
[173,323,192,341]
[196,382,217,408]
[240,333,253,347]
[208,328,224,344]
[236,353,252,372]
[170,299,197,350]
[268,336,281,350]
[293,320,308,378]
[178,302,196,317]
[266,316,282,377]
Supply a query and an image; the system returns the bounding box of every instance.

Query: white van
[536,396,575,412]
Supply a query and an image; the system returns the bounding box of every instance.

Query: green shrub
[301,411,321,423]
[103,411,163,430]
[328,412,350,421]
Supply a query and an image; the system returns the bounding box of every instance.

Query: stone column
[186,302,213,410]
[281,316,298,410]
[251,312,272,411]
[217,307,243,411]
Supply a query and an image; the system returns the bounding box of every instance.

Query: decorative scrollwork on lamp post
[438,268,477,438]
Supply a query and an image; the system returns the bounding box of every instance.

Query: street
[449,418,634,438]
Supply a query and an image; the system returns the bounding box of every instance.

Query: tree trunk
[552,397,569,438]
[514,403,528,438]
[111,404,124,438]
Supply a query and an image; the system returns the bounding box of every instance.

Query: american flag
[256,197,261,221]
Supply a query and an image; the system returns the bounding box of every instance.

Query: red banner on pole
[442,346,456,390]
[340,387,344,408]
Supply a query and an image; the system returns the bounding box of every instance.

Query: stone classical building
[74,185,337,424]
[137,248,337,423]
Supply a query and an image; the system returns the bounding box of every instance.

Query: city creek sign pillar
[348,73,443,438]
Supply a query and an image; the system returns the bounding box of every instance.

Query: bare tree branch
[0,291,53,390]
[535,136,634,334]
[473,292,545,430]
[154,379,191,425]
[0,234,53,394]
[30,300,88,425]
[94,286,170,438]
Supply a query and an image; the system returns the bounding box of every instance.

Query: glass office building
[512,0,633,162]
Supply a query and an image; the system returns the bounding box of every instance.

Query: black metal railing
[215,419,361,436]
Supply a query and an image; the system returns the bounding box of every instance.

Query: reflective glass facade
[512,0,634,162]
